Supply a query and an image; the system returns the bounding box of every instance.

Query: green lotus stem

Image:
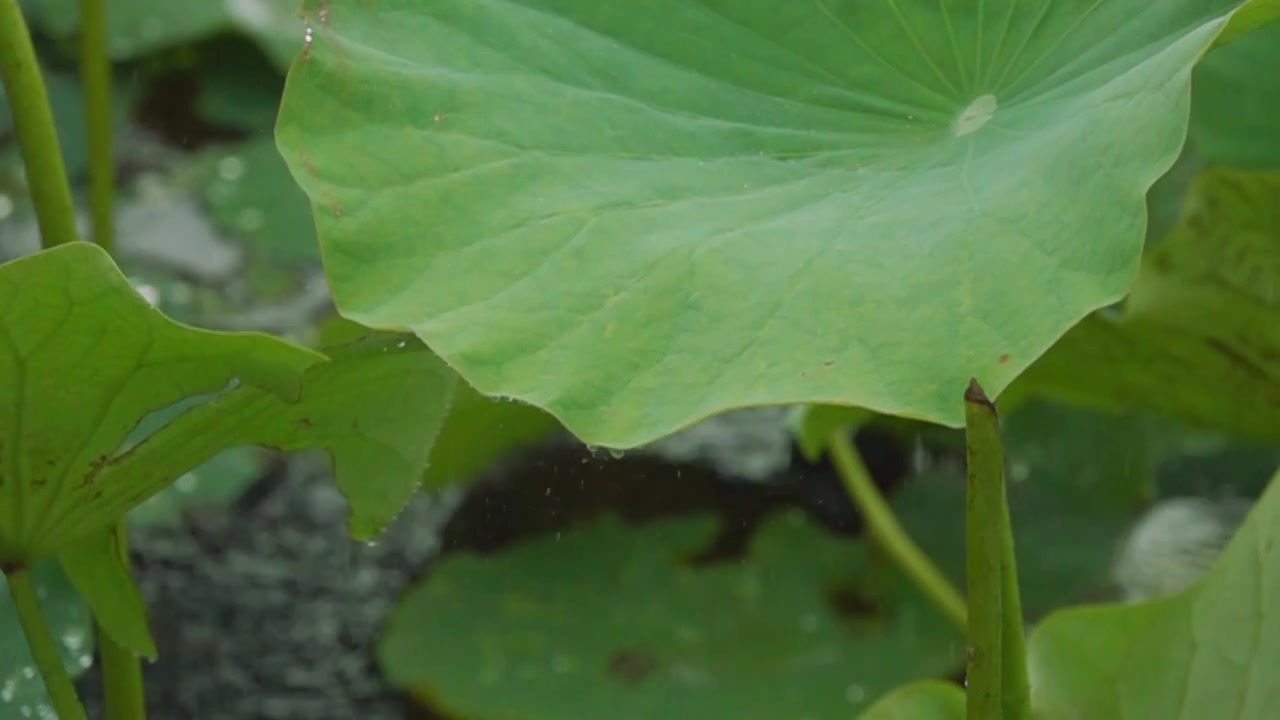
[963,379,1031,720]
[81,0,114,253]
[827,430,967,631]
[79,0,142,711]
[5,565,90,720]
[0,0,80,247]
[99,523,147,720]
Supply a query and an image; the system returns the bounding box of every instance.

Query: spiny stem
[0,0,80,247]
[5,565,90,720]
[828,430,967,631]
[964,378,1031,720]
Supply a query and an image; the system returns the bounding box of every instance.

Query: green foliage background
[0,1,1278,719]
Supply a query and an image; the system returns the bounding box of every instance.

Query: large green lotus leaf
[0,242,322,563]
[0,560,93,719]
[857,681,965,720]
[31,0,301,70]
[277,0,1242,447]
[379,512,962,719]
[1026,466,1280,719]
[1015,168,1280,442]
[1191,21,1280,168]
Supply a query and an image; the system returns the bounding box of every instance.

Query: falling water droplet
[607,448,625,460]
[0,194,12,220]
[20,668,34,680]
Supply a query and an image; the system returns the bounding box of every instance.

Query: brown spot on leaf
[80,454,110,487]
[298,150,318,177]
[998,353,1010,364]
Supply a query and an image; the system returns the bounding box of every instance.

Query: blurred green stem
[99,523,146,720]
[82,0,114,252]
[964,379,1030,720]
[0,0,80,246]
[827,430,967,631]
[5,565,90,720]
